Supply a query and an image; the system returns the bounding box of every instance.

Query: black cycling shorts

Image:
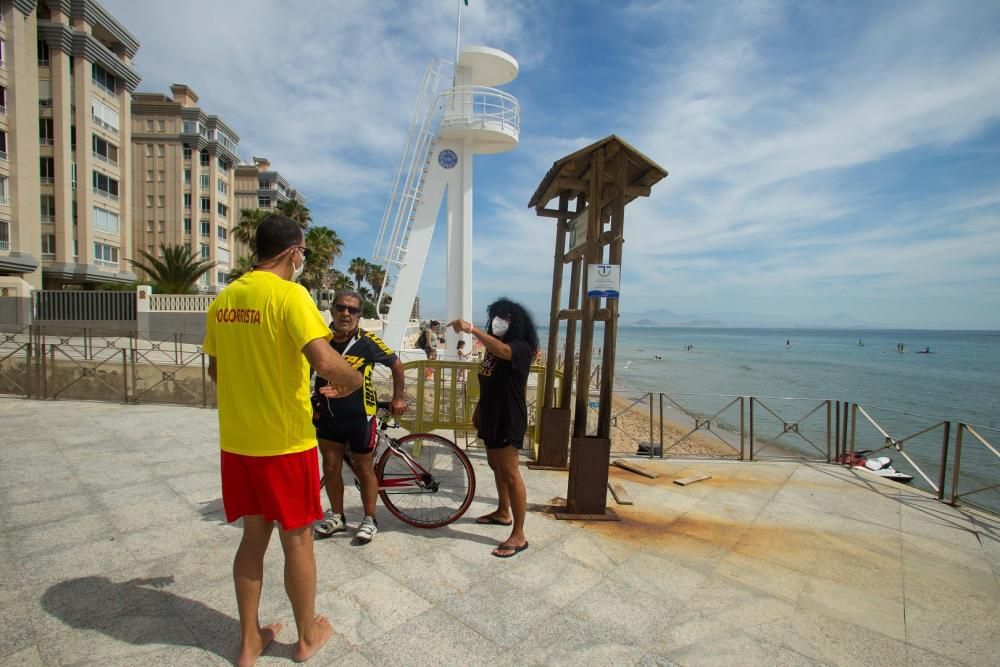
[315,416,377,455]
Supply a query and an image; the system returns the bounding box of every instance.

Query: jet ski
[838,450,913,483]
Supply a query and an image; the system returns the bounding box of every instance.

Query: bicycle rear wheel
[377,433,475,528]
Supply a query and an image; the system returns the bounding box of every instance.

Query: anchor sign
[587,264,621,299]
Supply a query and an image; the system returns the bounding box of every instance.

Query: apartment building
[0,0,140,289]
[233,155,305,261]
[131,84,238,292]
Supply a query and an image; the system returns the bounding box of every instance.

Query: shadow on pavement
[41,575,244,662]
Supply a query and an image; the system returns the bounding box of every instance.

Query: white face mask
[290,250,305,282]
[490,317,509,338]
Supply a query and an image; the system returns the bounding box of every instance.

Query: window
[184,193,192,210]
[200,173,209,190]
[92,63,118,95]
[217,179,228,195]
[183,120,201,135]
[71,162,77,190]
[145,144,153,157]
[41,234,56,257]
[70,125,76,150]
[0,130,6,159]
[92,206,120,235]
[183,144,191,160]
[91,98,119,132]
[184,168,191,184]
[40,158,55,184]
[183,218,192,234]
[158,120,165,131]
[157,144,165,157]
[200,221,211,237]
[217,271,228,285]
[39,118,54,145]
[217,247,230,265]
[91,171,119,200]
[0,220,9,250]
[0,38,5,69]
[40,195,56,222]
[145,195,153,208]
[72,200,77,224]
[38,79,52,106]
[200,150,209,166]
[157,170,164,182]
[0,85,6,114]
[200,197,210,213]
[200,243,209,259]
[158,195,164,207]
[145,119,154,131]
[91,135,118,165]
[94,242,119,267]
[37,40,50,67]
[217,156,229,172]
[146,220,153,233]
[217,203,228,218]
[158,220,165,233]
[146,170,153,182]
[217,226,228,241]
[258,196,271,208]
[0,176,8,206]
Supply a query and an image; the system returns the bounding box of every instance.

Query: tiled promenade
[1,398,998,666]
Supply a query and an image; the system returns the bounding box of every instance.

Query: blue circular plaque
[438,149,458,169]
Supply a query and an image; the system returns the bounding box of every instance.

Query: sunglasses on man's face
[334,303,362,316]
[294,246,312,260]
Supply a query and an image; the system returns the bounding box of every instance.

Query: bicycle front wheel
[377,433,475,528]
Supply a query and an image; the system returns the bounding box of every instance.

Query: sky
[102,0,1000,330]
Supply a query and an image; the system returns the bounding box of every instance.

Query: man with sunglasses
[204,215,362,666]
[312,289,407,544]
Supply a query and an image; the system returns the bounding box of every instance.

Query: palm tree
[366,263,387,297]
[234,208,269,255]
[129,245,215,294]
[276,199,312,228]
[349,257,369,291]
[332,271,354,291]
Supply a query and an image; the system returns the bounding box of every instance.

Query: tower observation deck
[372,45,520,351]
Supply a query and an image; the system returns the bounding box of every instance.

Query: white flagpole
[454,0,463,85]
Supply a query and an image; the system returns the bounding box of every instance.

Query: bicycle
[320,401,476,528]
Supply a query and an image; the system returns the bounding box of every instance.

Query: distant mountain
[632,318,661,327]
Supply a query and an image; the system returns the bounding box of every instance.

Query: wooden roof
[527,135,668,211]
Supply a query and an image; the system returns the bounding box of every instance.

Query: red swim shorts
[220,448,323,531]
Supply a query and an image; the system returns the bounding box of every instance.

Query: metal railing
[149,294,214,312]
[34,291,135,321]
[0,327,995,515]
[439,85,520,139]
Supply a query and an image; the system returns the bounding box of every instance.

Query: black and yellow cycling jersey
[313,328,398,420]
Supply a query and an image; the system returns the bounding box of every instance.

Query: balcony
[92,188,119,202]
[0,196,8,206]
[0,239,8,250]
[438,85,520,154]
[39,99,53,108]
[0,151,6,161]
[93,152,118,168]
[91,115,118,133]
[0,105,6,115]
[40,177,54,185]
[39,138,54,146]
[41,215,55,223]
[94,258,118,269]
[93,79,116,97]
[38,58,50,67]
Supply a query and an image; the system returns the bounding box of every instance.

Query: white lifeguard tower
[372,36,520,352]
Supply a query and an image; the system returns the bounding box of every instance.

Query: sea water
[540,326,1000,508]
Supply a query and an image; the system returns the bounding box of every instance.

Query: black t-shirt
[477,339,533,444]
[314,328,398,421]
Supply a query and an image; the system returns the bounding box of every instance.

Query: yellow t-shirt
[203,271,331,456]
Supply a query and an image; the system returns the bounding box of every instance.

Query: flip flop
[476,515,513,526]
[492,542,529,558]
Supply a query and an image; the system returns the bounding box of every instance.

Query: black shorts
[316,416,377,455]
[483,436,524,450]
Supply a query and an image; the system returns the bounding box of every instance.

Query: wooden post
[542,192,570,408]
[597,145,627,439]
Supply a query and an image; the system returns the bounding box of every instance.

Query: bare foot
[293,615,333,663]
[236,622,282,667]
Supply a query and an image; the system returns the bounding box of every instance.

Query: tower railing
[440,85,520,138]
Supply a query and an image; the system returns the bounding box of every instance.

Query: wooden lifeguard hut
[528,135,667,516]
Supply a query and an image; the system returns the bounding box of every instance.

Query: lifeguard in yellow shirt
[204,214,361,667]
